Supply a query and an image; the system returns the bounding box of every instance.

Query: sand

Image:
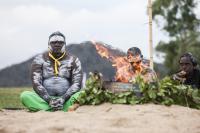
[0,103,200,133]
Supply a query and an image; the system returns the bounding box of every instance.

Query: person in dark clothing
[173,53,200,88]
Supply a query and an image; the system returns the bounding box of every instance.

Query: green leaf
[148,90,157,99]
[112,97,127,104]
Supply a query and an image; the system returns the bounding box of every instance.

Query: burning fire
[93,41,134,83]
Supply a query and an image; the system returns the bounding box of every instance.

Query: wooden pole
[148,0,154,69]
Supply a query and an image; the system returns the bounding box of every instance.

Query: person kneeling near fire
[20,31,82,112]
[127,47,157,83]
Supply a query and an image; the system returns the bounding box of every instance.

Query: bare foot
[68,104,80,112]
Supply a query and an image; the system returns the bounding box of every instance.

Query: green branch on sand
[77,75,200,109]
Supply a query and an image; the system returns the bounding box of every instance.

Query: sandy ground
[0,103,200,133]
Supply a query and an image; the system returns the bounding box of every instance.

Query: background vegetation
[153,0,200,74]
[0,88,31,109]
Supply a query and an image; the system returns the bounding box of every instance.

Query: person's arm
[31,55,51,103]
[144,69,157,83]
[62,57,83,101]
[172,71,186,83]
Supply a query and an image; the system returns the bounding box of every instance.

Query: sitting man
[20,31,83,112]
[127,47,157,83]
[172,53,200,88]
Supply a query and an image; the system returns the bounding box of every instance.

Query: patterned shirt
[31,51,83,102]
[129,63,157,83]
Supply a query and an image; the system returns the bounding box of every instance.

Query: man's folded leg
[20,91,51,112]
[63,91,81,112]
[20,91,81,112]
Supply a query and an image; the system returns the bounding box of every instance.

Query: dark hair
[179,52,197,66]
[127,47,143,58]
[49,31,66,41]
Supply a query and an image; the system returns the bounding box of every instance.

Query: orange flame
[93,41,134,83]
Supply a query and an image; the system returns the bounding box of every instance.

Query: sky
[0,0,199,70]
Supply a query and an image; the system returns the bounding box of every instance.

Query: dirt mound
[0,103,200,133]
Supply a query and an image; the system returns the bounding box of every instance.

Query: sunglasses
[130,60,142,65]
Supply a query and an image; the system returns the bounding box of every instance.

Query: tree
[152,0,200,74]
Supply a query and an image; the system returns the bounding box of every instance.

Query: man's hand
[172,71,186,83]
[49,97,65,111]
